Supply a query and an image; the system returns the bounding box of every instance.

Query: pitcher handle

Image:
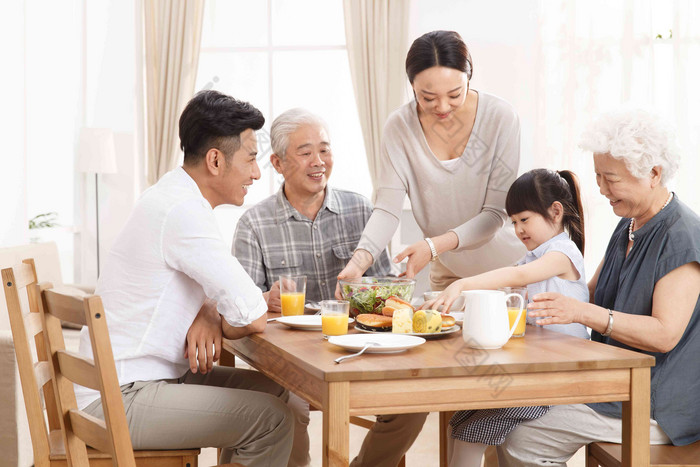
[505,293,525,339]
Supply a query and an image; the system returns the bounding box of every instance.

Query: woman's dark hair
[505,169,586,255]
[405,30,473,83]
[179,90,265,164]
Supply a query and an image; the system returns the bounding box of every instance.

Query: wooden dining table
[222,322,654,467]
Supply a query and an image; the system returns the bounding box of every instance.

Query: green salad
[341,279,414,315]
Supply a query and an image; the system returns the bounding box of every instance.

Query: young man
[77,91,305,466]
[233,108,427,467]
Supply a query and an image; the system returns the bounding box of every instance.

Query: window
[196,0,372,217]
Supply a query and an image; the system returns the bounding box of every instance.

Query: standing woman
[337,30,525,290]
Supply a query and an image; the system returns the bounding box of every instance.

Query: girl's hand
[394,240,432,278]
[421,279,465,312]
[528,292,584,325]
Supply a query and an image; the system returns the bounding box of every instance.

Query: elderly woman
[496,109,700,466]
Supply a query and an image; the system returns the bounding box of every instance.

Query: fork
[334,341,379,364]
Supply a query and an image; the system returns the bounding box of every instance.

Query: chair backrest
[3,259,62,467]
[39,283,137,467]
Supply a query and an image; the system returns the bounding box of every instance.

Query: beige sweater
[357,91,526,277]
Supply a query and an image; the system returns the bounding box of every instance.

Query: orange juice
[508,307,526,337]
[281,292,305,316]
[322,314,349,336]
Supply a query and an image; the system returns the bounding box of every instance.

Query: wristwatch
[424,237,438,262]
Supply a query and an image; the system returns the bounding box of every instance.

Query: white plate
[275,315,354,331]
[328,334,426,353]
[356,325,461,339]
[305,301,321,312]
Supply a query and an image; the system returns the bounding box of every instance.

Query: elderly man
[234,108,392,307]
[78,91,307,466]
[233,108,428,467]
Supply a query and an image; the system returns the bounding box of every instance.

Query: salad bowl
[339,277,415,317]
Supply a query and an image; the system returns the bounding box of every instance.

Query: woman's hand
[527,292,584,325]
[395,232,459,278]
[184,299,222,374]
[335,249,374,298]
[422,279,466,312]
[394,240,432,278]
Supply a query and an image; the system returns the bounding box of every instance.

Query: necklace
[628,192,673,242]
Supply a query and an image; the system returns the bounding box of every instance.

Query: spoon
[334,341,379,364]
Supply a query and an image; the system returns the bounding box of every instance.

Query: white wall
[0,1,27,247]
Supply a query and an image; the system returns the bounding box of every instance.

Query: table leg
[621,367,650,467]
[439,411,454,467]
[323,381,350,467]
[219,348,236,367]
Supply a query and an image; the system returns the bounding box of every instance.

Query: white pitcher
[461,290,525,349]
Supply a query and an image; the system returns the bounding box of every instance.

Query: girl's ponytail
[557,170,585,255]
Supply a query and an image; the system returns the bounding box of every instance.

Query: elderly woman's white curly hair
[579,109,680,186]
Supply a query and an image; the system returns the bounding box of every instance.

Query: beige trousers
[496,403,670,466]
[84,366,308,466]
[350,412,429,467]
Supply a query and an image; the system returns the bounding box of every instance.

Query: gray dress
[588,195,700,446]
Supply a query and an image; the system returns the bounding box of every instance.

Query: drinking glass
[321,300,350,339]
[279,274,306,316]
[500,287,527,337]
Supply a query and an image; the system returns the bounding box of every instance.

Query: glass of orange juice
[321,300,349,339]
[501,287,527,337]
[280,274,306,316]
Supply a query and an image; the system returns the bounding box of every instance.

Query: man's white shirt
[75,167,267,409]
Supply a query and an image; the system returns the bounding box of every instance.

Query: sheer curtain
[343,0,409,200]
[143,0,205,185]
[533,0,700,272]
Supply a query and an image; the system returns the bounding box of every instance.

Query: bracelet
[424,237,438,262]
[601,308,614,337]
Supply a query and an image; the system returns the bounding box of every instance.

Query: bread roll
[382,306,396,317]
[356,313,393,332]
[385,296,414,311]
[441,314,456,328]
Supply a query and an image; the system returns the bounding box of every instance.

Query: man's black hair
[179,90,265,164]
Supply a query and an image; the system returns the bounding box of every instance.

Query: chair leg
[585,444,599,467]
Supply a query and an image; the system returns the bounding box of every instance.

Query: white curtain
[533,0,700,272]
[343,0,409,200]
[143,0,205,185]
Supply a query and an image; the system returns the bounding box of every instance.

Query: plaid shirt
[233,185,393,302]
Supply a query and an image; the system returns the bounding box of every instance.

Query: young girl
[424,168,590,466]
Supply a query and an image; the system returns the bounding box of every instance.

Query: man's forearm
[221,313,267,339]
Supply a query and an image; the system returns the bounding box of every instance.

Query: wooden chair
[2,259,199,466]
[587,440,700,467]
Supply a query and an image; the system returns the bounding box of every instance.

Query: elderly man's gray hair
[579,108,680,186]
[270,108,330,158]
